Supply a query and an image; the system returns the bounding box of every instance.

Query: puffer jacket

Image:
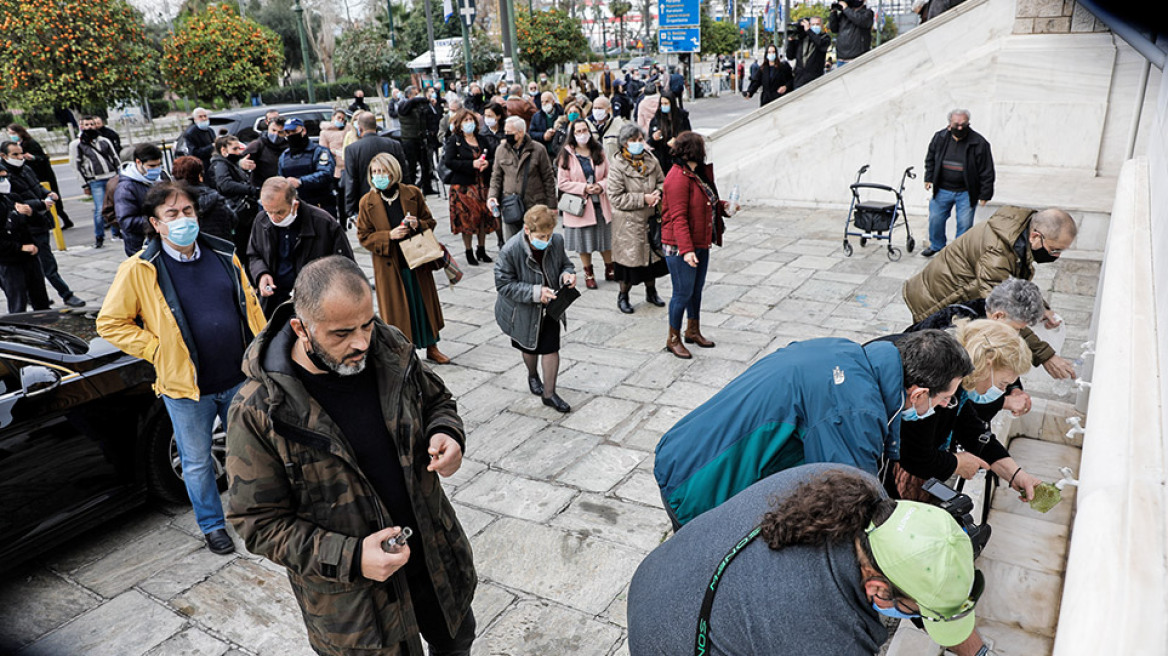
[494,232,575,350]
[96,233,265,401]
[607,153,665,269]
[902,205,1055,364]
[226,304,475,656]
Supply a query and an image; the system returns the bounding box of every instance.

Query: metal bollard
[41,181,66,252]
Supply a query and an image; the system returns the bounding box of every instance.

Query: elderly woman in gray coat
[607,123,668,314]
[494,204,577,413]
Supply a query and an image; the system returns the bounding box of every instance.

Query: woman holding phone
[357,152,450,364]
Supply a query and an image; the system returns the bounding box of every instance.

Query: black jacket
[191,183,237,242]
[247,201,354,307]
[441,132,495,187]
[786,29,831,88]
[98,126,123,153]
[342,133,407,217]
[747,61,794,107]
[648,109,692,176]
[830,4,874,60]
[207,154,258,210]
[182,124,217,167]
[1,162,53,232]
[0,192,36,265]
[924,127,995,207]
[397,97,429,140]
[242,136,288,187]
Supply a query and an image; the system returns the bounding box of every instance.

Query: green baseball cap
[867,501,983,647]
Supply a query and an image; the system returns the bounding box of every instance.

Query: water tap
[1065,416,1086,440]
[1080,341,1096,357]
[1055,467,1079,490]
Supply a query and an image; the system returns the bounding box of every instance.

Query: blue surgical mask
[967,372,1005,404]
[626,141,645,156]
[267,133,281,143]
[567,112,581,122]
[901,404,936,422]
[660,105,671,114]
[143,167,162,182]
[165,217,200,247]
[462,121,477,134]
[872,601,918,620]
[811,25,823,34]
[333,119,346,128]
[372,174,391,190]
[7,134,18,142]
[767,52,777,62]
[529,237,550,251]
[196,120,210,130]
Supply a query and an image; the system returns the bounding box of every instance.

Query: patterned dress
[448,142,493,235]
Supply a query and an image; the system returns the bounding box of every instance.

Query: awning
[407,38,461,69]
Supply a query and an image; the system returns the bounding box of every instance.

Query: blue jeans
[88,178,108,240]
[161,381,243,534]
[665,248,710,330]
[927,188,974,251]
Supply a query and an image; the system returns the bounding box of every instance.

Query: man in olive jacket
[227,256,476,656]
[487,116,557,241]
[902,205,1079,379]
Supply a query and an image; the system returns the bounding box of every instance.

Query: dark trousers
[405,572,476,655]
[30,232,72,300]
[402,138,434,191]
[0,256,51,313]
[664,248,710,330]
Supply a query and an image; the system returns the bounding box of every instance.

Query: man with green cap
[626,463,991,655]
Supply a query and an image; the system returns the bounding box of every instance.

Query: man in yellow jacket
[98,180,265,555]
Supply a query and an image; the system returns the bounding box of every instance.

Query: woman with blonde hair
[356,152,450,364]
[880,319,1043,501]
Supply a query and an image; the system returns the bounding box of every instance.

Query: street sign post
[458,0,475,83]
[658,27,700,53]
[658,0,699,27]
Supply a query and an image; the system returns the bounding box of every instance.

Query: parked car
[0,309,223,574]
[173,103,338,155]
[624,56,658,74]
[480,69,528,90]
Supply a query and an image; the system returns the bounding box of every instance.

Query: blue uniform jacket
[277,145,335,203]
[654,338,905,526]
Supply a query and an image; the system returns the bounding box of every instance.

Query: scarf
[620,147,647,174]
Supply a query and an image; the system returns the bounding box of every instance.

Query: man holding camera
[829,0,875,67]
[786,16,832,89]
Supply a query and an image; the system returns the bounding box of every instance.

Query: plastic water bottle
[1051,356,1085,396]
[728,185,740,216]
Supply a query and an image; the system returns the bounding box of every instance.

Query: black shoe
[61,220,74,230]
[475,246,492,263]
[528,375,544,396]
[645,286,665,307]
[921,248,939,258]
[205,529,235,555]
[542,393,571,413]
[422,188,438,196]
[63,295,86,308]
[617,291,634,314]
[94,237,104,249]
[465,248,478,266]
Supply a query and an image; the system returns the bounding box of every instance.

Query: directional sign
[659,27,700,53]
[658,0,699,27]
[459,0,476,29]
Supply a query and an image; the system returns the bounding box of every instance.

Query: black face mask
[1032,246,1059,263]
[950,125,969,140]
[504,133,518,146]
[226,153,242,163]
[82,128,99,140]
[287,133,309,150]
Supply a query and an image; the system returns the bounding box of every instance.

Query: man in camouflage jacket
[227,256,476,655]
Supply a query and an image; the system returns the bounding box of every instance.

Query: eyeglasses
[879,570,984,622]
[1034,230,1064,256]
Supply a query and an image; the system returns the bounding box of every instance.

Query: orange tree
[0,0,154,110]
[514,8,589,76]
[161,3,283,103]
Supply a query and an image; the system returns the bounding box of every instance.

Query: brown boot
[584,265,597,289]
[426,345,451,364]
[666,327,692,359]
[684,319,716,348]
[604,262,616,281]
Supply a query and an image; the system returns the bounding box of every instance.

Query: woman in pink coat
[557,119,614,289]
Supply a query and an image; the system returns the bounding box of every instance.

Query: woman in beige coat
[607,123,668,314]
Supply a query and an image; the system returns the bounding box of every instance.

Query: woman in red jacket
[660,132,734,359]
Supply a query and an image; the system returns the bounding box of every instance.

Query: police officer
[277,118,337,217]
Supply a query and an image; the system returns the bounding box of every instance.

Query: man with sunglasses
[903,206,1079,380]
[629,464,991,655]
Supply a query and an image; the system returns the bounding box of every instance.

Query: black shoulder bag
[501,155,532,225]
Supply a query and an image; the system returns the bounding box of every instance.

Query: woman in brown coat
[607,123,667,314]
[356,152,450,364]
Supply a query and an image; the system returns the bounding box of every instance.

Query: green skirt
[400,264,439,349]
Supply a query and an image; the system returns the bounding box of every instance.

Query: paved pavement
[0,106,1101,655]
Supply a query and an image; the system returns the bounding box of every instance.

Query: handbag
[647,209,664,256]
[432,245,464,285]
[501,156,533,225]
[557,192,586,216]
[399,228,445,270]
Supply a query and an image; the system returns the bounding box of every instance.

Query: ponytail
[759,468,894,549]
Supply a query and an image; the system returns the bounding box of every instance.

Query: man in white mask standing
[248,177,355,317]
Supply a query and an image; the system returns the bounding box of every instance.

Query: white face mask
[574,133,590,146]
[0,177,9,194]
[270,202,298,228]
[592,108,607,121]
[485,116,497,128]
[543,103,554,114]
[4,157,23,168]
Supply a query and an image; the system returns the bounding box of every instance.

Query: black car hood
[0,309,127,368]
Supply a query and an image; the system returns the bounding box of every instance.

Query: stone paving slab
[0,194,1103,655]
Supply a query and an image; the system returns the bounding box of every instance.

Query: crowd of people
[0,34,1083,653]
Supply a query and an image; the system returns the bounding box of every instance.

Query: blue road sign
[659,0,699,27]
[659,27,701,53]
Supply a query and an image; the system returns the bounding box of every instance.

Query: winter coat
[190,183,238,242]
[487,136,557,211]
[247,201,353,306]
[356,185,445,344]
[556,146,613,229]
[343,133,408,218]
[661,162,726,255]
[786,29,831,88]
[504,96,538,128]
[586,115,627,161]
[319,124,350,179]
[226,304,474,656]
[1,161,53,233]
[242,136,288,187]
[96,233,265,401]
[441,132,494,187]
[747,61,794,106]
[20,137,57,188]
[493,232,575,350]
[655,337,907,526]
[397,97,428,140]
[902,205,1055,365]
[68,134,120,184]
[530,106,564,153]
[924,127,995,207]
[0,193,37,265]
[647,109,692,176]
[182,123,217,168]
[113,162,157,255]
[830,4,875,60]
[608,154,665,269]
[208,154,258,214]
[278,145,336,208]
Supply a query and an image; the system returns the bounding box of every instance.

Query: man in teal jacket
[654,330,972,528]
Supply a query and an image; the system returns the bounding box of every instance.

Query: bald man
[903,206,1079,379]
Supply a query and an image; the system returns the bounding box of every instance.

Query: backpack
[101,174,121,227]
